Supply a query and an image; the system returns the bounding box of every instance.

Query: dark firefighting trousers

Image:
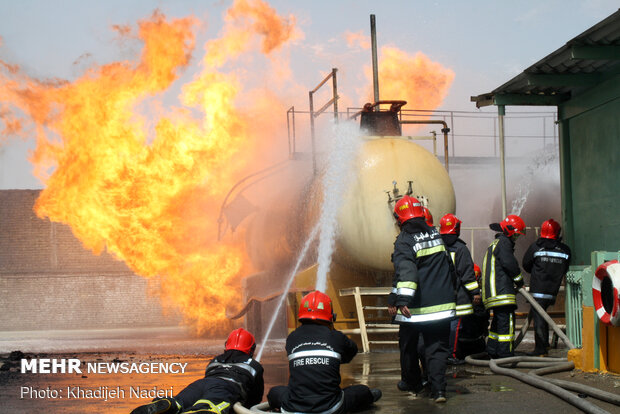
[486,305,516,358]
[531,297,554,354]
[399,326,427,387]
[457,309,489,358]
[174,378,233,413]
[267,385,374,414]
[398,319,450,395]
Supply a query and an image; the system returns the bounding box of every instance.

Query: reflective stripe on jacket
[482,233,523,309]
[392,218,457,323]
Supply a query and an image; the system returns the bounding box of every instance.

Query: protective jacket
[281,322,357,414]
[481,233,524,309]
[202,349,264,408]
[392,218,457,323]
[522,238,571,302]
[442,234,480,316]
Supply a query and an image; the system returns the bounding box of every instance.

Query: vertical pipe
[498,105,507,218]
[370,14,380,107]
[450,112,455,156]
[332,68,339,123]
[309,91,317,175]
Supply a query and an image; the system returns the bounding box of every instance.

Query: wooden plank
[339,287,391,297]
[354,287,370,353]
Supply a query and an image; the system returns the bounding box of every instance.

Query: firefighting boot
[130,397,181,414]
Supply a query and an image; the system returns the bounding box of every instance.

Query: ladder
[338,287,398,353]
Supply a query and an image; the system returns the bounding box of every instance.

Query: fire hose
[234,288,619,413]
[465,287,619,414]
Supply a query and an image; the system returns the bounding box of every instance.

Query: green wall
[559,73,620,265]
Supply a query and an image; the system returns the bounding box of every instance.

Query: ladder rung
[363,306,388,310]
[365,328,399,333]
[369,340,398,345]
[366,324,395,329]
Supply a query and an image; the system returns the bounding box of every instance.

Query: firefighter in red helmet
[482,214,526,358]
[267,291,381,413]
[522,219,571,356]
[389,196,456,403]
[439,214,481,364]
[130,328,263,414]
[423,206,434,227]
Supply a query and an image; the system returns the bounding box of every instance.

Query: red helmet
[439,214,461,235]
[225,328,256,355]
[393,195,424,224]
[500,214,526,237]
[298,291,334,322]
[540,219,561,240]
[473,264,481,281]
[423,207,434,226]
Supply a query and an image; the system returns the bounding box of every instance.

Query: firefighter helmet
[225,328,256,355]
[540,219,561,240]
[423,207,434,227]
[439,213,461,235]
[473,263,481,281]
[500,214,526,237]
[393,195,425,224]
[298,291,334,322]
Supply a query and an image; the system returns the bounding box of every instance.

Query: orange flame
[0,1,298,335]
[366,46,454,110]
[0,2,455,336]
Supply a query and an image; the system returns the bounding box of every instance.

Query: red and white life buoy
[592,260,620,327]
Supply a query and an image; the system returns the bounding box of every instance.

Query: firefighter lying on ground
[390,196,457,403]
[522,218,571,356]
[130,328,264,414]
[482,214,526,359]
[267,290,381,413]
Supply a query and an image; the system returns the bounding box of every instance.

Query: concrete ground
[1,330,619,413]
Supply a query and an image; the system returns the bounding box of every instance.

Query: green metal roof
[471,9,620,108]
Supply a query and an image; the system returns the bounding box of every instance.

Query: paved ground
[1,331,619,413]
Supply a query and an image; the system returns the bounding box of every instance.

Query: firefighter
[522,218,571,356]
[457,264,490,357]
[267,290,381,413]
[130,328,263,414]
[388,204,433,393]
[439,214,481,364]
[482,214,526,359]
[390,196,456,403]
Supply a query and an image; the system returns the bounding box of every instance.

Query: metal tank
[335,136,455,272]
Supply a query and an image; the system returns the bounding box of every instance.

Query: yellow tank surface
[334,136,455,271]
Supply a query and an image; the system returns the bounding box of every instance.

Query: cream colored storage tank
[333,136,455,272]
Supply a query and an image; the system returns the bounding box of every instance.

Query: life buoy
[592,259,620,327]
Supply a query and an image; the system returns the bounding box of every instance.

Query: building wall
[559,73,620,265]
[0,190,181,331]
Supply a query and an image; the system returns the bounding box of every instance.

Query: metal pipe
[309,90,316,174]
[332,68,339,123]
[400,120,450,171]
[498,104,507,217]
[370,14,379,107]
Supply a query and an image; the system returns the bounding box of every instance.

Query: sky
[0,0,618,189]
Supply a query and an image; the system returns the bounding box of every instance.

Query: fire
[0,1,297,335]
[0,1,454,336]
[367,46,454,111]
